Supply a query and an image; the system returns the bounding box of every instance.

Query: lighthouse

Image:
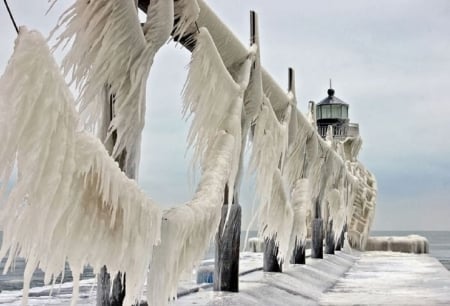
[316,84,359,140]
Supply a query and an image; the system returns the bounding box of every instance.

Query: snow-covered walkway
[177,251,450,306]
[176,251,359,306]
[319,251,450,305]
[2,251,450,305]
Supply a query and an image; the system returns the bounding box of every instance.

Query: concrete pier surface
[177,251,450,306]
[1,251,450,305]
[319,251,450,305]
[177,251,359,306]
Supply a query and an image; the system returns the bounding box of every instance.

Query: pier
[1,250,449,305]
[176,251,450,306]
[1,1,448,305]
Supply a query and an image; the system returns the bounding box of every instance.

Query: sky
[1,0,450,230]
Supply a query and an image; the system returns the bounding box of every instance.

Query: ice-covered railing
[155,0,377,254]
[0,28,162,306]
[0,1,378,305]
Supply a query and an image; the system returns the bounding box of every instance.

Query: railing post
[288,67,306,265]
[335,223,347,251]
[311,219,324,259]
[263,236,282,272]
[97,92,127,306]
[291,237,306,264]
[325,220,335,255]
[214,200,241,292]
[311,200,323,259]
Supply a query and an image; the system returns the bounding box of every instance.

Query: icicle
[249,98,288,214]
[0,28,162,305]
[183,27,255,209]
[326,188,345,243]
[259,169,293,262]
[288,178,312,258]
[173,0,200,41]
[147,131,235,306]
[243,11,263,125]
[249,96,293,262]
[284,116,309,191]
[147,28,255,305]
[306,100,317,128]
[182,27,240,169]
[52,0,174,171]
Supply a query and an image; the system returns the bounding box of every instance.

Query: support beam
[325,220,335,255]
[263,237,282,272]
[97,266,111,306]
[111,272,126,306]
[335,224,346,251]
[97,93,128,306]
[311,218,324,259]
[291,238,306,265]
[214,203,241,292]
[137,0,293,119]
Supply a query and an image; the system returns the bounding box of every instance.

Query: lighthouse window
[321,105,331,118]
[342,106,348,118]
[331,104,341,118]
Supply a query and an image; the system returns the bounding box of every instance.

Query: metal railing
[318,123,359,140]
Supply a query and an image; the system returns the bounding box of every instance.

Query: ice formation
[289,179,312,256]
[147,131,235,306]
[0,1,380,304]
[346,162,377,249]
[172,0,200,40]
[0,28,162,306]
[249,96,293,260]
[365,235,429,254]
[182,28,240,170]
[189,0,378,254]
[183,27,255,206]
[148,27,255,305]
[52,0,174,174]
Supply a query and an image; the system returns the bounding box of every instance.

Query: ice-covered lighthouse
[316,84,360,140]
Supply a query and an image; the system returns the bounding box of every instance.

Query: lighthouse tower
[316,84,359,140]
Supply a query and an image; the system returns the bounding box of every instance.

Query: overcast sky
[1,0,450,230]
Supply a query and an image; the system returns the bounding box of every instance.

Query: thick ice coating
[0,28,162,306]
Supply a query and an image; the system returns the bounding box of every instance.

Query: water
[0,232,94,292]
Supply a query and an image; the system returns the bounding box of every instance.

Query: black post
[291,237,306,264]
[111,272,126,306]
[263,236,282,272]
[335,223,346,251]
[97,93,127,306]
[311,199,323,259]
[311,219,324,259]
[97,266,111,306]
[325,220,335,255]
[214,203,241,292]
